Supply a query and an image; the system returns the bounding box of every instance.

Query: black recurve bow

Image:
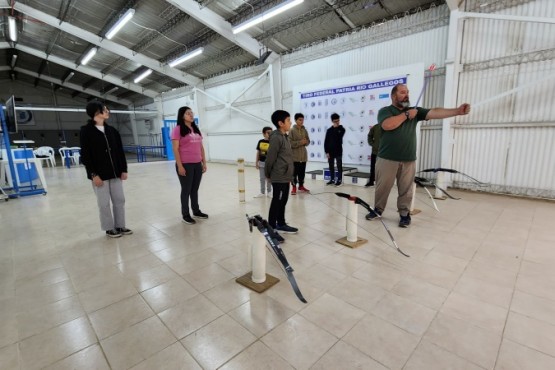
[246,214,307,303]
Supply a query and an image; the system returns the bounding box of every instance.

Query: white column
[268,58,282,110]
[128,106,139,145]
[437,9,463,197]
[346,201,358,242]
[251,230,267,283]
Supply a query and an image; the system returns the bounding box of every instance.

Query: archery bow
[246,214,307,303]
[418,168,486,186]
[334,193,410,257]
[415,175,461,201]
[413,177,440,212]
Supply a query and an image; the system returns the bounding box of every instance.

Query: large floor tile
[311,340,388,370]
[129,342,202,370]
[504,311,555,358]
[404,340,484,370]
[343,313,420,369]
[100,316,176,370]
[219,341,294,370]
[19,317,97,370]
[140,277,198,313]
[495,339,555,370]
[261,314,337,370]
[181,315,256,370]
[43,344,110,370]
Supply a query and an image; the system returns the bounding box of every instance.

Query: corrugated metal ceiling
[1,0,444,105]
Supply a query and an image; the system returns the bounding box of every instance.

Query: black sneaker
[116,227,133,235]
[334,180,342,187]
[182,216,196,224]
[326,180,335,185]
[275,224,298,234]
[193,211,209,219]
[106,229,122,238]
[364,182,374,187]
[365,209,382,220]
[272,232,285,243]
[399,215,411,228]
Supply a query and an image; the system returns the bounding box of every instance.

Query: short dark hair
[391,83,405,96]
[330,113,340,121]
[262,126,272,134]
[294,113,304,121]
[271,110,290,128]
[86,101,105,118]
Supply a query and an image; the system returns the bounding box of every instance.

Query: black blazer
[80,121,128,180]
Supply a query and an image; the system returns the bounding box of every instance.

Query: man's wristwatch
[404,111,410,119]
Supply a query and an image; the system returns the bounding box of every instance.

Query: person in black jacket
[324,113,346,187]
[80,101,132,238]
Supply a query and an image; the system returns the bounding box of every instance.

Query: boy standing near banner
[289,113,310,194]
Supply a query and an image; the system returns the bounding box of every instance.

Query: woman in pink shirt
[171,106,208,224]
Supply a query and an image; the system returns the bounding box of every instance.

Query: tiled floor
[1,161,555,370]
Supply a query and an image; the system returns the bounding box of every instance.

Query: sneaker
[106,229,122,238]
[254,193,265,198]
[298,186,310,193]
[275,224,298,234]
[399,215,411,228]
[193,211,209,219]
[272,231,285,243]
[364,181,374,187]
[365,209,382,220]
[326,180,335,185]
[334,180,343,187]
[182,215,196,224]
[291,185,297,195]
[116,227,133,235]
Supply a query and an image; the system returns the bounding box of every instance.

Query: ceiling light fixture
[105,8,135,40]
[232,0,304,34]
[134,69,152,83]
[168,47,204,68]
[11,55,18,68]
[80,47,98,65]
[8,16,17,42]
[106,86,119,94]
[63,72,75,83]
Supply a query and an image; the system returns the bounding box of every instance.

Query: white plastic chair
[69,147,81,165]
[58,147,72,167]
[34,146,56,167]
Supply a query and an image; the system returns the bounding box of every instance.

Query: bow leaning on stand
[418,168,487,186]
[334,193,410,257]
[246,215,307,303]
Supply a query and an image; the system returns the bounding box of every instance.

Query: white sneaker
[254,193,265,198]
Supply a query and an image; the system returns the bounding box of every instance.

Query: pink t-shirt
[171,125,203,163]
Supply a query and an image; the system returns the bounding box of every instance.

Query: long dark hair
[177,106,201,137]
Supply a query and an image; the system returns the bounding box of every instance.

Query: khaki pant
[374,158,415,217]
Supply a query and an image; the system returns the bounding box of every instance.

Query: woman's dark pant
[176,162,203,217]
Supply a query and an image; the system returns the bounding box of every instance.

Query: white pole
[237,158,246,202]
[251,230,267,283]
[346,200,358,242]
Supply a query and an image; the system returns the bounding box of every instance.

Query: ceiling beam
[14,67,133,105]
[12,2,202,86]
[0,43,159,98]
[164,0,278,63]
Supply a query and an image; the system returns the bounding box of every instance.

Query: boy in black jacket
[80,101,132,238]
[324,113,346,187]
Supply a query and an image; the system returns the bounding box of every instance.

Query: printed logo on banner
[297,76,407,165]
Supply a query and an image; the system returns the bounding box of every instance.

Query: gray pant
[374,157,416,217]
[92,178,126,231]
[258,161,272,194]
